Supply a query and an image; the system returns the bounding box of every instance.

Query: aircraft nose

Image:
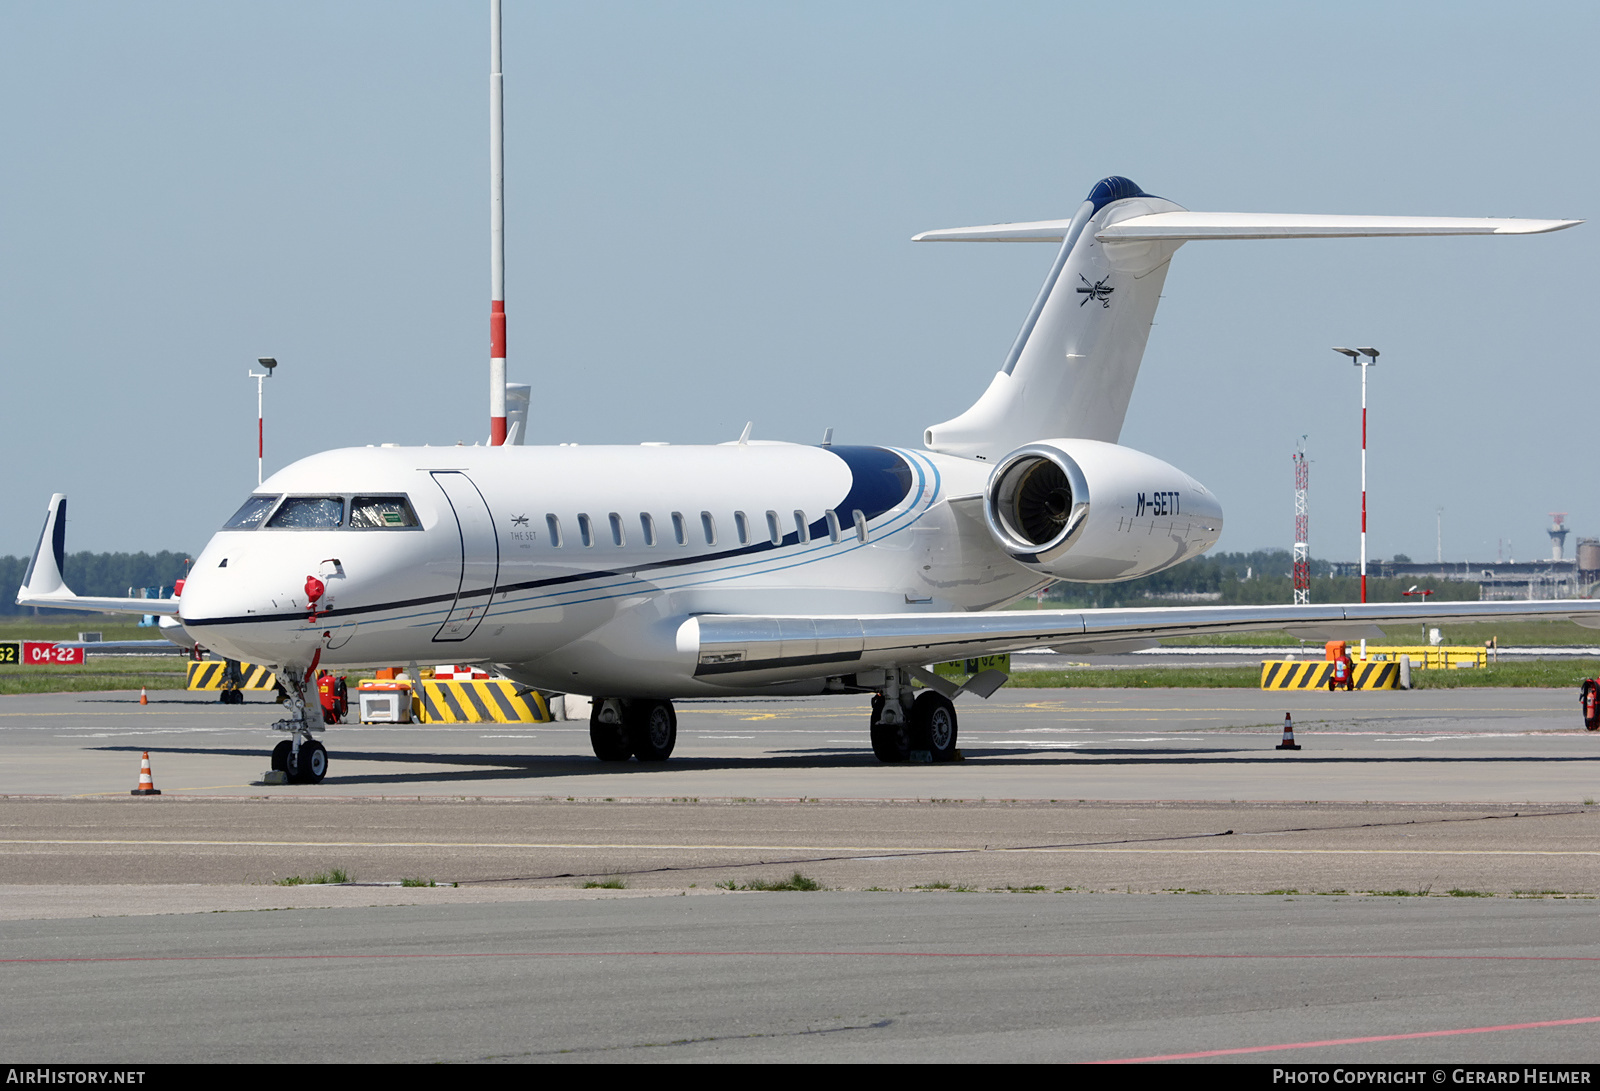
[174,540,334,664]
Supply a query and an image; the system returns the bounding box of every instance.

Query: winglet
[15,493,181,615]
[19,494,68,601]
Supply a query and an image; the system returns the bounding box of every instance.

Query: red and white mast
[488,0,507,446]
[1292,439,1309,606]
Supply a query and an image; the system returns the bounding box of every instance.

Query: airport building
[1331,517,1600,601]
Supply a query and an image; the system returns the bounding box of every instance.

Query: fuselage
[178,442,1043,695]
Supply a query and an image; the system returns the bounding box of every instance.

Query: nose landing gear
[268,671,329,784]
[270,737,327,783]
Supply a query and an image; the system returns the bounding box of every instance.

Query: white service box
[359,689,412,723]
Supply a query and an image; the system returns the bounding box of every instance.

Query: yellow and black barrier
[1259,660,1399,691]
[187,661,279,691]
[1357,645,1488,670]
[413,680,552,724]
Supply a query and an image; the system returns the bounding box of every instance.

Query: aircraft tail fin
[918,177,1580,462]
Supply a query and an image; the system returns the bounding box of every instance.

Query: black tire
[589,701,633,761]
[869,697,910,763]
[910,691,959,762]
[626,699,677,761]
[271,739,291,771]
[288,740,327,784]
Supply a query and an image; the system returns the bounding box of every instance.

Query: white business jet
[19,176,1591,783]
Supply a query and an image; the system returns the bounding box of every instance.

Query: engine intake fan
[985,444,1091,563]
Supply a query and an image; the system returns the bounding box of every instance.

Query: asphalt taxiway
[3,687,1596,803]
[2,686,1596,1063]
[5,893,1599,1063]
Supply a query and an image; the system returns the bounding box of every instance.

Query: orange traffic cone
[1276,712,1301,751]
[130,751,161,795]
[139,687,148,706]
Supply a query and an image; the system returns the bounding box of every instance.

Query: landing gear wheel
[911,691,959,762]
[589,701,633,762]
[869,696,910,763]
[626,699,677,762]
[288,739,327,784]
[271,740,291,771]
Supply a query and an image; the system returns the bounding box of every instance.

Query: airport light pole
[1333,346,1379,603]
[249,357,277,486]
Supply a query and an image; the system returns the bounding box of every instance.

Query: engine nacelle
[983,438,1224,582]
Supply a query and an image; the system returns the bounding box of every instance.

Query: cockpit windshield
[266,496,345,529]
[224,493,417,530]
[222,496,279,530]
[349,496,420,529]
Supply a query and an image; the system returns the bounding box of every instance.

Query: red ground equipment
[317,671,349,725]
[1580,679,1599,731]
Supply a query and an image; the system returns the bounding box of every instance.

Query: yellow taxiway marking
[0,839,1595,858]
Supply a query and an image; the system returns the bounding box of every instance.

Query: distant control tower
[1549,512,1570,561]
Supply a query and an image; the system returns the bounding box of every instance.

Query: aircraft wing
[14,494,182,616]
[684,600,1600,686]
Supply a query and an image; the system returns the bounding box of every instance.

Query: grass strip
[1008,660,1600,689]
[0,656,189,696]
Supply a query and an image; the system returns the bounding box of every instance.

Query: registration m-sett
[19,177,1591,782]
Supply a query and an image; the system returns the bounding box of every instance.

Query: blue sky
[1,1,1593,566]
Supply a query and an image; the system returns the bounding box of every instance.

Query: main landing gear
[268,671,329,784]
[589,698,678,762]
[870,668,959,763]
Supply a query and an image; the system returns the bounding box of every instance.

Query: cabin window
[700,512,717,545]
[266,496,344,529]
[222,495,278,530]
[793,510,809,543]
[734,511,750,545]
[349,496,419,529]
[825,509,841,543]
[545,514,563,547]
[640,513,657,547]
[852,509,869,543]
[608,513,625,547]
[577,513,594,548]
[671,512,687,546]
[765,510,782,545]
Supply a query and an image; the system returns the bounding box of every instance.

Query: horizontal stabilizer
[1095,212,1582,241]
[912,213,1581,244]
[912,219,1078,243]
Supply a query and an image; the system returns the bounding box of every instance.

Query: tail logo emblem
[1077,274,1114,308]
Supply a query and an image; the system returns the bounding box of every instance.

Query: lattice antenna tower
[1292,438,1310,605]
